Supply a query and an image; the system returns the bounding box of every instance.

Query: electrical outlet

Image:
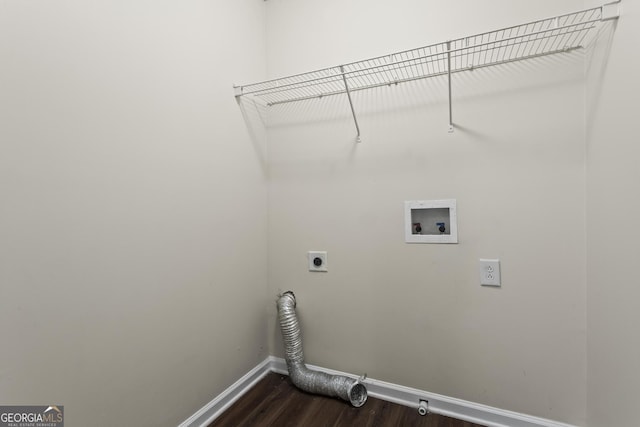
[479,259,501,286]
[308,251,328,272]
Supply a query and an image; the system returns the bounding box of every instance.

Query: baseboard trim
[179,356,578,427]
[177,357,275,427]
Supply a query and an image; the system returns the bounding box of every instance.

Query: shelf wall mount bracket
[601,0,621,21]
[340,65,362,143]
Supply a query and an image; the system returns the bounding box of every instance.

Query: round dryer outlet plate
[307,251,328,272]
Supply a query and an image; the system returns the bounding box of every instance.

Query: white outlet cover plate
[308,251,328,272]
[480,258,501,286]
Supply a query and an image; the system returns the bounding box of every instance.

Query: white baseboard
[179,356,579,427]
[177,357,275,427]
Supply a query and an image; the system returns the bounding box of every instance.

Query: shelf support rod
[446,41,454,133]
[340,66,362,143]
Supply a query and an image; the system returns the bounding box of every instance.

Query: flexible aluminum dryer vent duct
[276,291,368,407]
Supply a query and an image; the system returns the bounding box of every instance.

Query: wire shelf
[234,3,618,138]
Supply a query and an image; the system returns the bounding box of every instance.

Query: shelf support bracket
[446,41,454,133]
[601,0,621,21]
[340,66,362,143]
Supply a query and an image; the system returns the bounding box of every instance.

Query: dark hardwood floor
[209,372,486,427]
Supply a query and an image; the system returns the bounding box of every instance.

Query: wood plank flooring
[209,372,486,427]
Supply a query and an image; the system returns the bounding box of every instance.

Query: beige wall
[0,1,268,426]
[586,1,640,426]
[3,1,637,426]
[266,0,587,425]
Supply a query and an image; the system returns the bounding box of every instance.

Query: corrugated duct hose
[276,291,368,407]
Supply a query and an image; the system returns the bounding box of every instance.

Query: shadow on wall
[585,19,618,141]
[236,95,268,175]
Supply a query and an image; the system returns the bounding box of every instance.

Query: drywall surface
[266,0,587,424]
[0,1,268,426]
[585,1,640,426]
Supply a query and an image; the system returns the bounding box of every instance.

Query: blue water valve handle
[436,222,446,233]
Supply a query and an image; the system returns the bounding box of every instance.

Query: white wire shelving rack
[234,2,619,141]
